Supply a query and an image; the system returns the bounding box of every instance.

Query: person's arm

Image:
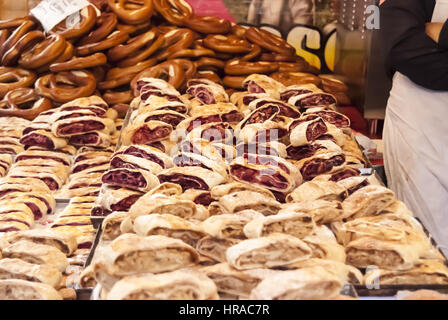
[380,0,448,90]
[427,21,448,49]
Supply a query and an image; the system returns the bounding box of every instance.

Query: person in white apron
[381,0,448,256]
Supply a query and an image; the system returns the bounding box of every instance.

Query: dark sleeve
[438,19,448,49]
[380,0,448,90]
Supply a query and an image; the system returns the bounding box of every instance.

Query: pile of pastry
[0,228,82,300]
[0,0,342,123]
[75,74,445,300]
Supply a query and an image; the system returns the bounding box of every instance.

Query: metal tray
[355,284,448,297]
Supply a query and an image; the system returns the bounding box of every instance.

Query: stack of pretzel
[0,0,322,122]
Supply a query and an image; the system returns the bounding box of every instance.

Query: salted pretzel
[203,34,252,54]
[184,15,231,34]
[108,0,154,25]
[18,34,67,69]
[76,30,129,56]
[153,0,193,26]
[35,70,97,103]
[224,59,279,75]
[50,53,107,72]
[0,67,36,98]
[103,88,133,105]
[154,28,194,61]
[99,58,157,89]
[116,33,164,67]
[35,42,75,74]
[107,29,158,61]
[131,60,185,91]
[1,88,52,120]
[245,27,295,56]
[0,20,35,59]
[78,12,118,45]
[52,6,97,39]
[1,30,45,66]
[222,75,245,89]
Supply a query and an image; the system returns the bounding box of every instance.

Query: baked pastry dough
[121,120,173,146]
[286,180,345,203]
[243,211,316,239]
[303,234,346,262]
[200,210,263,239]
[210,182,275,200]
[115,144,174,169]
[289,117,344,147]
[243,74,286,99]
[101,234,199,275]
[218,191,282,216]
[79,264,97,288]
[20,130,68,150]
[2,240,68,272]
[364,259,448,285]
[229,154,302,193]
[249,267,342,300]
[226,233,312,270]
[279,200,344,224]
[106,269,218,300]
[102,211,129,241]
[8,229,77,256]
[0,279,62,300]
[0,258,62,288]
[196,236,242,263]
[341,185,396,220]
[157,166,226,191]
[101,168,160,192]
[172,152,228,179]
[133,214,206,247]
[52,115,113,138]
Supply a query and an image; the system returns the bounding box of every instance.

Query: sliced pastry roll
[200,210,263,239]
[101,168,160,192]
[226,233,312,270]
[217,191,282,216]
[101,234,199,275]
[243,74,286,98]
[51,116,113,137]
[68,131,111,147]
[196,236,242,263]
[120,120,173,145]
[279,200,344,224]
[289,117,344,147]
[286,180,345,203]
[107,269,218,300]
[297,151,346,181]
[102,212,129,241]
[133,214,206,247]
[157,166,226,191]
[249,267,342,300]
[19,130,67,150]
[0,279,62,300]
[2,240,68,272]
[243,211,316,239]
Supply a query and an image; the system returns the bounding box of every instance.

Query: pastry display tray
[355,284,448,297]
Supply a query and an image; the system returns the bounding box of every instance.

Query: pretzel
[224,59,279,75]
[35,70,97,103]
[270,72,321,86]
[278,61,309,73]
[171,58,196,79]
[107,29,157,61]
[2,30,45,66]
[99,58,157,89]
[185,16,231,34]
[0,29,9,49]
[194,57,225,70]
[103,88,133,105]
[78,12,118,45]
[0,20,35,59]
[203,34,252,54]
[1,88,52,120]
[50,53,107,72]
[168,47,215,59]
[112,103,130,117]
[0,16,33,29]
[131,60,185,90]
[245,27,295,55]
[154,28,195,61]
[240,44,261,61]
[116,33,164,67]
[108,0,154,25]
[222,75,245,89]
[230,24,247,38]
[116,20,152,35]
[35,41,75,74]
[0,67,36,98]
[52,6,97,39]
[196,70,222,84]
[153,0,193,26]
[260,53,299,62]
[18,34,66,69]
[76,30,129,56]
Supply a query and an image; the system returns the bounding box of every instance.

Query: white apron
[383,0,448,257]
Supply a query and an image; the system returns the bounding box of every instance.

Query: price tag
[30,0,92,32]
